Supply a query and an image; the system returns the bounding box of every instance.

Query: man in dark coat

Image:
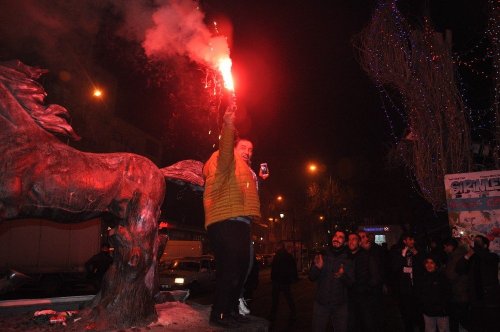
[347,233,382,332]
[390,233,424,332]
[269,241,298,322]
[358,230,388,284]
[443,237,469,332]
[456,235,499,332]
[310,230,354,332]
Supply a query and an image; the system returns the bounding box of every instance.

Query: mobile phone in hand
[260,163,269,175]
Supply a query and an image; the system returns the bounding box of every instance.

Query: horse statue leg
[83,166,165,330]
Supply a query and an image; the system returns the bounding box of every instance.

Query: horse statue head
[0,60,79,141]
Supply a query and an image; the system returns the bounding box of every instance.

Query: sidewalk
[0,295,269,331]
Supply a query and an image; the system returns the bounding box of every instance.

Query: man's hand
[333,263,344,278]
[314,254,323,269]
[259,169,269,180]
[223,105,236,125]
[465,247,475,260]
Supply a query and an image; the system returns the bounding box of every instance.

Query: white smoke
[140,0,230,69]
[0,0,230,71]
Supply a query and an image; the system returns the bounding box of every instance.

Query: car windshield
[169,261,200,271]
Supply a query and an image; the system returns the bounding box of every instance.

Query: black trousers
[312,301,348,332]
[348,293,381,332]
[469,301,499,332]
[449,301,469,332]
[207,220,250,318]
[398,294,424,332]
[270,282,296,319]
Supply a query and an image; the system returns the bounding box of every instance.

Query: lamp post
[274,195,297,260]
[306,161,336,241]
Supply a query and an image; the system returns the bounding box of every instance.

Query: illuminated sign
[362,226,390,232]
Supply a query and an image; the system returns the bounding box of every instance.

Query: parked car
[158,256,216,293]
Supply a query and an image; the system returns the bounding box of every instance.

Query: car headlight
[174,277,185,285]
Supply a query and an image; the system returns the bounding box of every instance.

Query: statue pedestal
[0,296,270,331]
[153,301,269,331]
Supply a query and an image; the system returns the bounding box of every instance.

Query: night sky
[0,0,493,227]
[212,0,395,214]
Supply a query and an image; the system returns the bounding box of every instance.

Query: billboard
[444,170,500,257]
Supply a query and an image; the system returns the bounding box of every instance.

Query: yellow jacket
[203,123,261,228]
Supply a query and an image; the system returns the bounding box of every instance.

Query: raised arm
[216,105,236,172]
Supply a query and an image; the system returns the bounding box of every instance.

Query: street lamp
[92,87,103,98]
[307,163,318,174]
[306,161,336,241]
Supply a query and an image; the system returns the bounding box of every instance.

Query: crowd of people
[307,229,499,332]
[210,216,498,332]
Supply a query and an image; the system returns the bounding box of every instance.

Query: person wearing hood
[309,229,354,332]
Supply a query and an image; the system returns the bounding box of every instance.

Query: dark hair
[333,229,347,237]
[423,254,440,267]
[234,137,253,147]
[443,237,458,248]
[348,232,360,240]
[401,232,415,241]
[475,235,490,248]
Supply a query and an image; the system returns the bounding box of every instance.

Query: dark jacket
[444,245,469,304]
[456,248,499,304]
[368,243,388,284]
[309,246,354,306]
[416,270,451,316]
[271,248,298,284]
[349,248,382,296]
[390,245,423,296]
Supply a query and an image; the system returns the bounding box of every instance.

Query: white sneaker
[238,297,250,315]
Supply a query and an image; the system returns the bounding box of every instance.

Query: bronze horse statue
[0,60,203,329]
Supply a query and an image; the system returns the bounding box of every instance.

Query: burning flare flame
[218,57,234,92]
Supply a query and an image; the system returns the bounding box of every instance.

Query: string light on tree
[355,0,472,210]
